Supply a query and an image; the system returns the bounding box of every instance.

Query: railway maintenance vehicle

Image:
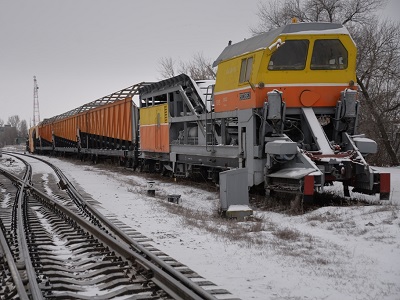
[28,22,391,208]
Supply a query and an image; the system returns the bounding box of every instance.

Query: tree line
[158,0,400,166]
[0,115,28,147]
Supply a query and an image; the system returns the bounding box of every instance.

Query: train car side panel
[53,115,78,144]
[139,103,169,153]
[77,113,87,136]
[38,122,53,145]
[86,97,132,141]
[140,125,169,153]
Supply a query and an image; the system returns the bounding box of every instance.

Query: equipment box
[219,168,250,211]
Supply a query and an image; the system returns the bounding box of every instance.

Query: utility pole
[33,76,40,126]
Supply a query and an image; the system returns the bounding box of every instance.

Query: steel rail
[0,164,44,299]
[16,183,45,300]
[3,153,218,300]
[0,217,30,300]
[16,152,220,300]
[29,182,205,300]
[35,155,222,300]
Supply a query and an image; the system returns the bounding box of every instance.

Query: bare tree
[158,52,216,81]
[0,118,4,127]
[18,119,28,139]
[7,115,20,128]
[250,0,399,166]
[251,0,385,34]
[355,20,400,165]
[158,57,176,79]
[250,0,307,32]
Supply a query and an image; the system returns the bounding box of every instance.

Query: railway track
[0,152,239,300]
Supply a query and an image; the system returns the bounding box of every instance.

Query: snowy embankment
[1,152,399,300]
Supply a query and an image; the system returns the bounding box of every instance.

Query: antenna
[33,76,40,126]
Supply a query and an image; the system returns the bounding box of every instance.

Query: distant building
[0,125,18,147]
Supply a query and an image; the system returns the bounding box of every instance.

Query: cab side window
[239,57,253,83]
[311,39,348,70]
[268,40,309,70]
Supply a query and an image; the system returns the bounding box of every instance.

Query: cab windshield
[268,40,309,70]
[311,39,348,70]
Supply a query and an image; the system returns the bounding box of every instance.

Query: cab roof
[213,23,348,67]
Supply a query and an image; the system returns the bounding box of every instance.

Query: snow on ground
[1,151,400,300]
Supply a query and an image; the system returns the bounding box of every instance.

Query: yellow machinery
[213,23,356,112]
[211,22,389,200]
[138,22,389,201]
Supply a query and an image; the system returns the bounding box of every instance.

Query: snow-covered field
[1,150,399,300]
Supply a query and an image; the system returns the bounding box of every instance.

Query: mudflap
[303,175,315,204]
[379,172,391,200]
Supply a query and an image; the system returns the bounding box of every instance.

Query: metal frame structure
[40,82,150,125]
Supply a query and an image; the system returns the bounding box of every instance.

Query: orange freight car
[44,97,134,150]
[37,119,54,147]
[30,83,145,156]
[84,97,133,142]
[53,115,78,145]
[27,125,38,153]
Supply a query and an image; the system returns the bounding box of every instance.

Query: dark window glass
[311,39,348,70]
[239,57,253,83]
[268,40,309,70]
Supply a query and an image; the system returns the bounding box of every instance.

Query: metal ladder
[205,84,216,152]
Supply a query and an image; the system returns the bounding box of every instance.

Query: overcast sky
[1,0,399,126]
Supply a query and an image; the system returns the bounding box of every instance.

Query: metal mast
[33,76,40,126]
